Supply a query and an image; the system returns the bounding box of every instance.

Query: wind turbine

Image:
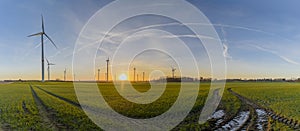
[64,68,66,81]
[46,59,55,81]
[143,72,145,82]
[133,67,136,82]
[98,69,100,81]
[172,67,176,79]
[28,15,58,82]
[106,57,109,82]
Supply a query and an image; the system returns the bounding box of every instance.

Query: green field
[0,82,299,130]
[230,82,300,120]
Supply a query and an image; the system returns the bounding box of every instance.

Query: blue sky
[1,0,300,80]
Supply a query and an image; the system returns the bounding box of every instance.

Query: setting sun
[118,73,127,81]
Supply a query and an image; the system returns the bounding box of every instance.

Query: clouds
[220,27,232,60]
[222,44,231,60]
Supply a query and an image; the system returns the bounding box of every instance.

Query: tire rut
[30,85,60,130]
[35,86,81,108]
[228,88,300,130]
[22,101,30,114]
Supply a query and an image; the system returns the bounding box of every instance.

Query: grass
[32,85,100,130]
[230,82,300,120]
[0,81,298,130]
[0,83,44,130]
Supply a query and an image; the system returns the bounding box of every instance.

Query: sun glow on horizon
[119,73,128,81]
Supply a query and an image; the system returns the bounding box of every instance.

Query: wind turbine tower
[133,67,136,82]
[172,67,176,79]
[106,58,109,82]
[143,72,145,82]
[64,68,66,81]
[28,15,58,82]
[98,69,100,81]
[46,59,55,81]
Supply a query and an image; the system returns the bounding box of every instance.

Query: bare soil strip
[30,85,60,130]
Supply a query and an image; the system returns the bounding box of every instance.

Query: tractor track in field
[35,86,81,108]
[32,85,104,130]
[212,89,270,131]
[33,85,115,122]
[228,88,262,131]
[30,85,61,130]
[22,101,30,114]
[0,118,9,131]
[213,105,251,131]
[228,88,300,130]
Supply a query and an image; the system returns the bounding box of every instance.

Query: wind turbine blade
[28,32,43,37]
[44,33,58,49]
[46,58,49,64]
[41,15,44,33]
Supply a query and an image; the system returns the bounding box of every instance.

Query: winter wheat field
[0,82,299,130]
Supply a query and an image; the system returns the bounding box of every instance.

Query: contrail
[250,44,300,65]
[98,22,291,45]
[76,21,295,62]
[161,34,215,40]
[34,43,41,48]
[48,46,71,59]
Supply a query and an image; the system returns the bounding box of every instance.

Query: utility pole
[137,74,139,82]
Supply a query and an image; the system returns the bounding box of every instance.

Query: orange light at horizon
[118,73,128,81]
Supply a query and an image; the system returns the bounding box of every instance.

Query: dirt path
[0,82,13,84]
[30,85,60,130]
[228,88,300,130]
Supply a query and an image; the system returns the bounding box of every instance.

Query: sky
[1,0,300,81]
